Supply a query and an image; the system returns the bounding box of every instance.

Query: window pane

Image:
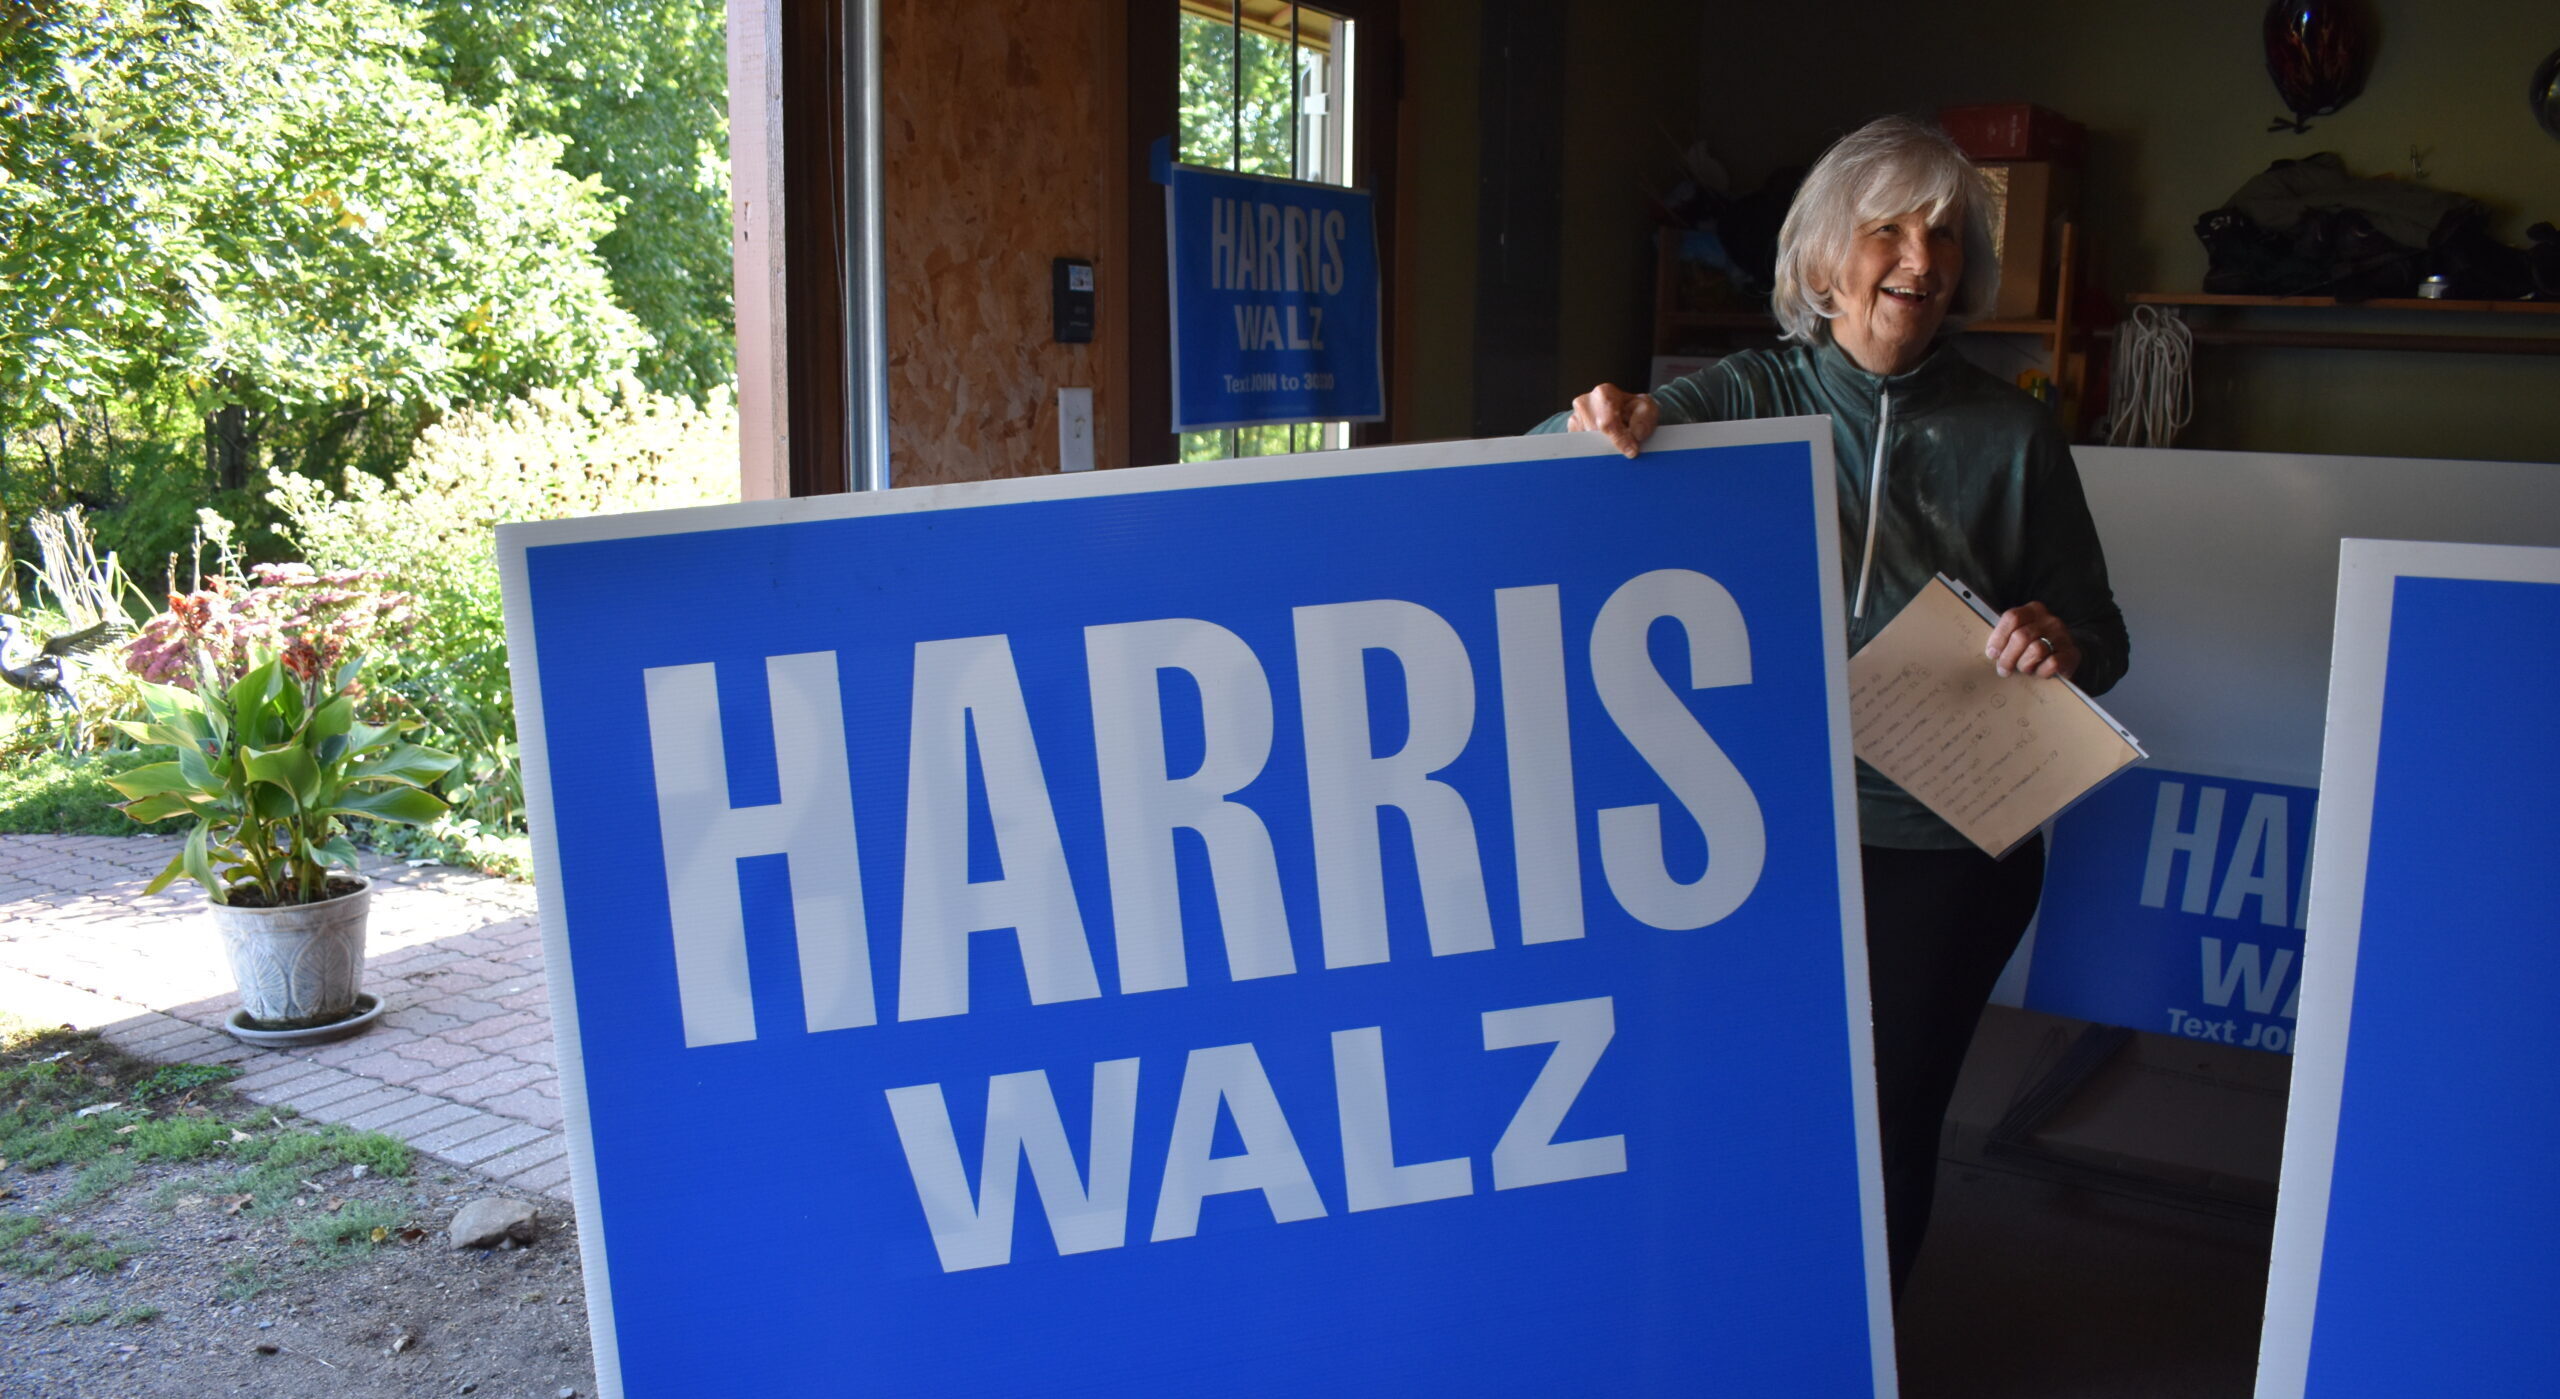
[1173,5,1354,461]
[1176,12,1235,167]
[1234,26,1294,177]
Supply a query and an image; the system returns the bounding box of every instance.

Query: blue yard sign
[2255,540,2560,1399]
[499,421,1893,1398]
[2030,767,2314,1055]
[1166,163,1383,431]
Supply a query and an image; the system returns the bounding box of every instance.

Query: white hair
[1771,115,2000,345]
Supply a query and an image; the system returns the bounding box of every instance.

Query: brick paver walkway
[0,834,571,1201]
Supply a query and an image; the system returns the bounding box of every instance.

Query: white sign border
[2254,538,2560,1399]
[496,417,1891,1397]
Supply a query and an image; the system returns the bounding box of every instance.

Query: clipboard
[1847,574,2145,857]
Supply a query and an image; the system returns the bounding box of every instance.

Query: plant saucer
[223,993,386,1047]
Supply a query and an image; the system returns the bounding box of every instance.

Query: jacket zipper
[1852,385,1891,619]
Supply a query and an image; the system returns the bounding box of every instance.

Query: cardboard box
[1940,103,2086,164]
[1980,161,2074,321]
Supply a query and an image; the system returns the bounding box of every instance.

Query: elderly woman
[1540,115,2129,1297]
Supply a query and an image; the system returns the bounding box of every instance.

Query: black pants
[1861,837,2046,1300]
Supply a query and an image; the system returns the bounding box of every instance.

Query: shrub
[0,747,174,835]
[123,563,417,691]
[268,378,736,863]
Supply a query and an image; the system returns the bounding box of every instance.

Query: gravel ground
[0,1039,596,1399]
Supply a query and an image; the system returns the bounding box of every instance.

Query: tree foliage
[1176,11,1303,177]
[1,0,647,444]
[267,378,736,849]
[422,0,733,400]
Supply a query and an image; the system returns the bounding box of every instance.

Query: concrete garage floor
[1895,1007,2290,1399]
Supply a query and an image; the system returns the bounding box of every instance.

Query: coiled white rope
[2105,304,2195,448]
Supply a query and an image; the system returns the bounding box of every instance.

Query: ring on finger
[2033,635,2057,655]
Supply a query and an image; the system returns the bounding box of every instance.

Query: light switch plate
[1058,387,1094,473]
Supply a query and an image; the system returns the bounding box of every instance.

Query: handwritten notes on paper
[1850,577,2144,857]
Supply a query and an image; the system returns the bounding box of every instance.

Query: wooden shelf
[2130,292,2560,316]
[2126,292,2560,355]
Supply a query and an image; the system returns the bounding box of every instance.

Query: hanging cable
[2104,305,2195,448]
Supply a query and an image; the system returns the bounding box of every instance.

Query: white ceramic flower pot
[209,875,373,1030]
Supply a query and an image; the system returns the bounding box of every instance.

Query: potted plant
[105,565,459,1042]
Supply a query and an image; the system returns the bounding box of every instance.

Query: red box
[1938,103,2086,165]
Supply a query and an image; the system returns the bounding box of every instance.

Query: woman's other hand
[1567,384,1658,458]
[1986,602,2080,679]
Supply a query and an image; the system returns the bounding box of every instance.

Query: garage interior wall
[880,0,1124,486]
[827,0,2554,482]
[1395,0,1703,442]
[1690,0,2560,464]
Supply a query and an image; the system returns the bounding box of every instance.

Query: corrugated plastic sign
[499,422,1894,1397]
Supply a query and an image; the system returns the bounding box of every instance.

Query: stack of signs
[499,422,1897,1396]
[2019,449,2560,1054]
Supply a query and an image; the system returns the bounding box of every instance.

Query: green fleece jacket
[1534,337,2130,850]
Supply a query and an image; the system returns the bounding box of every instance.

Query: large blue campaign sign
[499,422,1895,1397]
[2030,767,2313,1055]
[2256,541,2560,1398]
[1166,163,1382,430]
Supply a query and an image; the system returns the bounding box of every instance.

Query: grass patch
[132,1062,240,1103]
[4,1028,396,1212]
[0,1218,148,1278]
[0,746,175,836]
[124,1114,236,1162]
[292,1198,411,1263]
[227,1123,412,1214]
[55,1299,115,1327]
[113,1303,163,1326]
[1,1033,244,1174]
[65,1153,137,1204]
[218,1258,276,1302]
[0,1026,414,1294]
[0,1101,149,1163]
[0,1214,44,1251]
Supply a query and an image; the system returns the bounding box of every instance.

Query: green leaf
[199,698,230,747]
[331,785,448,826]
[243,743,322,806]
[310,694,355,743]
[315,835,362,871]
[103,762,195,800]
[113,720,203,751]
[142,850,187,896]
[228,660,283,734]
[176,742,222,793]
[315,732,349,768]
[347,744,460,788]
[117,793,203,824]
[240,658,298,746]
[248,784,298,824]
[182,823,216,902]
[136,679,205,726]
